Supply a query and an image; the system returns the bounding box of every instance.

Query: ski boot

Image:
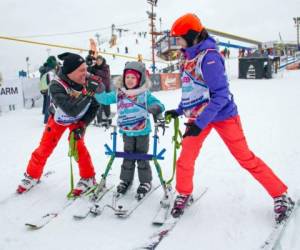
[136,182,152,200]
[274,193,295,224]
[72,176,97,197]
[17,173,39,194]
[171,194,193,218]
[116,181,131,195]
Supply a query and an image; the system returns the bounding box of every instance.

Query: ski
[260,199,300,250]
[73,185,114,220]
[152,189,175,226]
[25,199,74,229]
[25,186,96,229]
[89,189,123,216]
[134,187,208,250]
[112,184,161,218]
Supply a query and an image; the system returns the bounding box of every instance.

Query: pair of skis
[73,184,161,220]
[136,191,299,250]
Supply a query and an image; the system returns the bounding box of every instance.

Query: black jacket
[88,61,111,92]
[49,72,99,125]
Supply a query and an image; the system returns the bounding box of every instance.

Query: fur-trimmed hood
[113,75,152,90]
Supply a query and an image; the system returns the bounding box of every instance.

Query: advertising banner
[0,80,23,106]
[160,73,181,90]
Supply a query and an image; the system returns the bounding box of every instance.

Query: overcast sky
[0,0,299,78]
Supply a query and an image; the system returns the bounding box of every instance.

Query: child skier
[17,52,102,196]
[95,61,165,197]
[165,13,294,223]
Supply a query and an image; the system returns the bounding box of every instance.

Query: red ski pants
[26,116,95,179]
[176,115,287,198]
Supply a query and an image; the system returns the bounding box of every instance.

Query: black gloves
[86,80,99,96]
[183,122,202,138]
[73,127,85,140]
[147,105,161,115]
[165,109,179,119]
[148,105,163,123]
[72,122,86,140]
[86,74,104,96]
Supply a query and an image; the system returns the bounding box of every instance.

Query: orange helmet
[170,13,204,37]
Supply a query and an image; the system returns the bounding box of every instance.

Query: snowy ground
[1,61,300,250]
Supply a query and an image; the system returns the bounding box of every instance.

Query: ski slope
[88,31,169,75]
[1,59,300,250]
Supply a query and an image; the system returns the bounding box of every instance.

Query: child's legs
[136,135,152,183]
[68,125,95,179]
[176,125,212,195]
[26,117,66,179]
[120,135,136,183]
[214,115,287,198]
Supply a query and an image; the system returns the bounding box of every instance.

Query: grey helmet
[123,61,146,87]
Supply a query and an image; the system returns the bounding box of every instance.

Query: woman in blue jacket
[165,13,294,223]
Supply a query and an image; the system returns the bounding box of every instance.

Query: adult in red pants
[17,52,102,196]
[165,13,294,223]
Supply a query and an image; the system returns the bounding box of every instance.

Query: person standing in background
[39,56,58,124]
[88,55,112,126]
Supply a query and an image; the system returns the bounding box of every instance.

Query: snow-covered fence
[279,52,300,69]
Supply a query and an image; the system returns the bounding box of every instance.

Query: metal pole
[151,3,156,74]
[297,19,300,50]
[26,57,30,78]
[294,17,300,51]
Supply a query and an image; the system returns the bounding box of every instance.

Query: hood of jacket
[114,61,151,90]
[182,36,218,60]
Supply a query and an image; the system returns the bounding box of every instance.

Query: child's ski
[113,184,161,218]
[73,185,114,220]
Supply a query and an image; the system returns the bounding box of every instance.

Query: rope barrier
[0,35,168,64]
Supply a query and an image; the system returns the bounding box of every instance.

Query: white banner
[0,80,23,106]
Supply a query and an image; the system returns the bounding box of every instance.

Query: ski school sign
[0,80,23,106]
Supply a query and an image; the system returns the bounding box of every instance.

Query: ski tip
[115,212,128,217]
[73,215,86,220]
[152,222,164,226]
[25,223,41,230]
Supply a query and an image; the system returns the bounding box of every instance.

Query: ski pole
[164,116,182,185]
[67,131,77,198]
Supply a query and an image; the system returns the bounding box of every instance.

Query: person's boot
[171,194,193,218]
[274,193,295,224]
[16,173,39,194]
[72,177,97,197]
